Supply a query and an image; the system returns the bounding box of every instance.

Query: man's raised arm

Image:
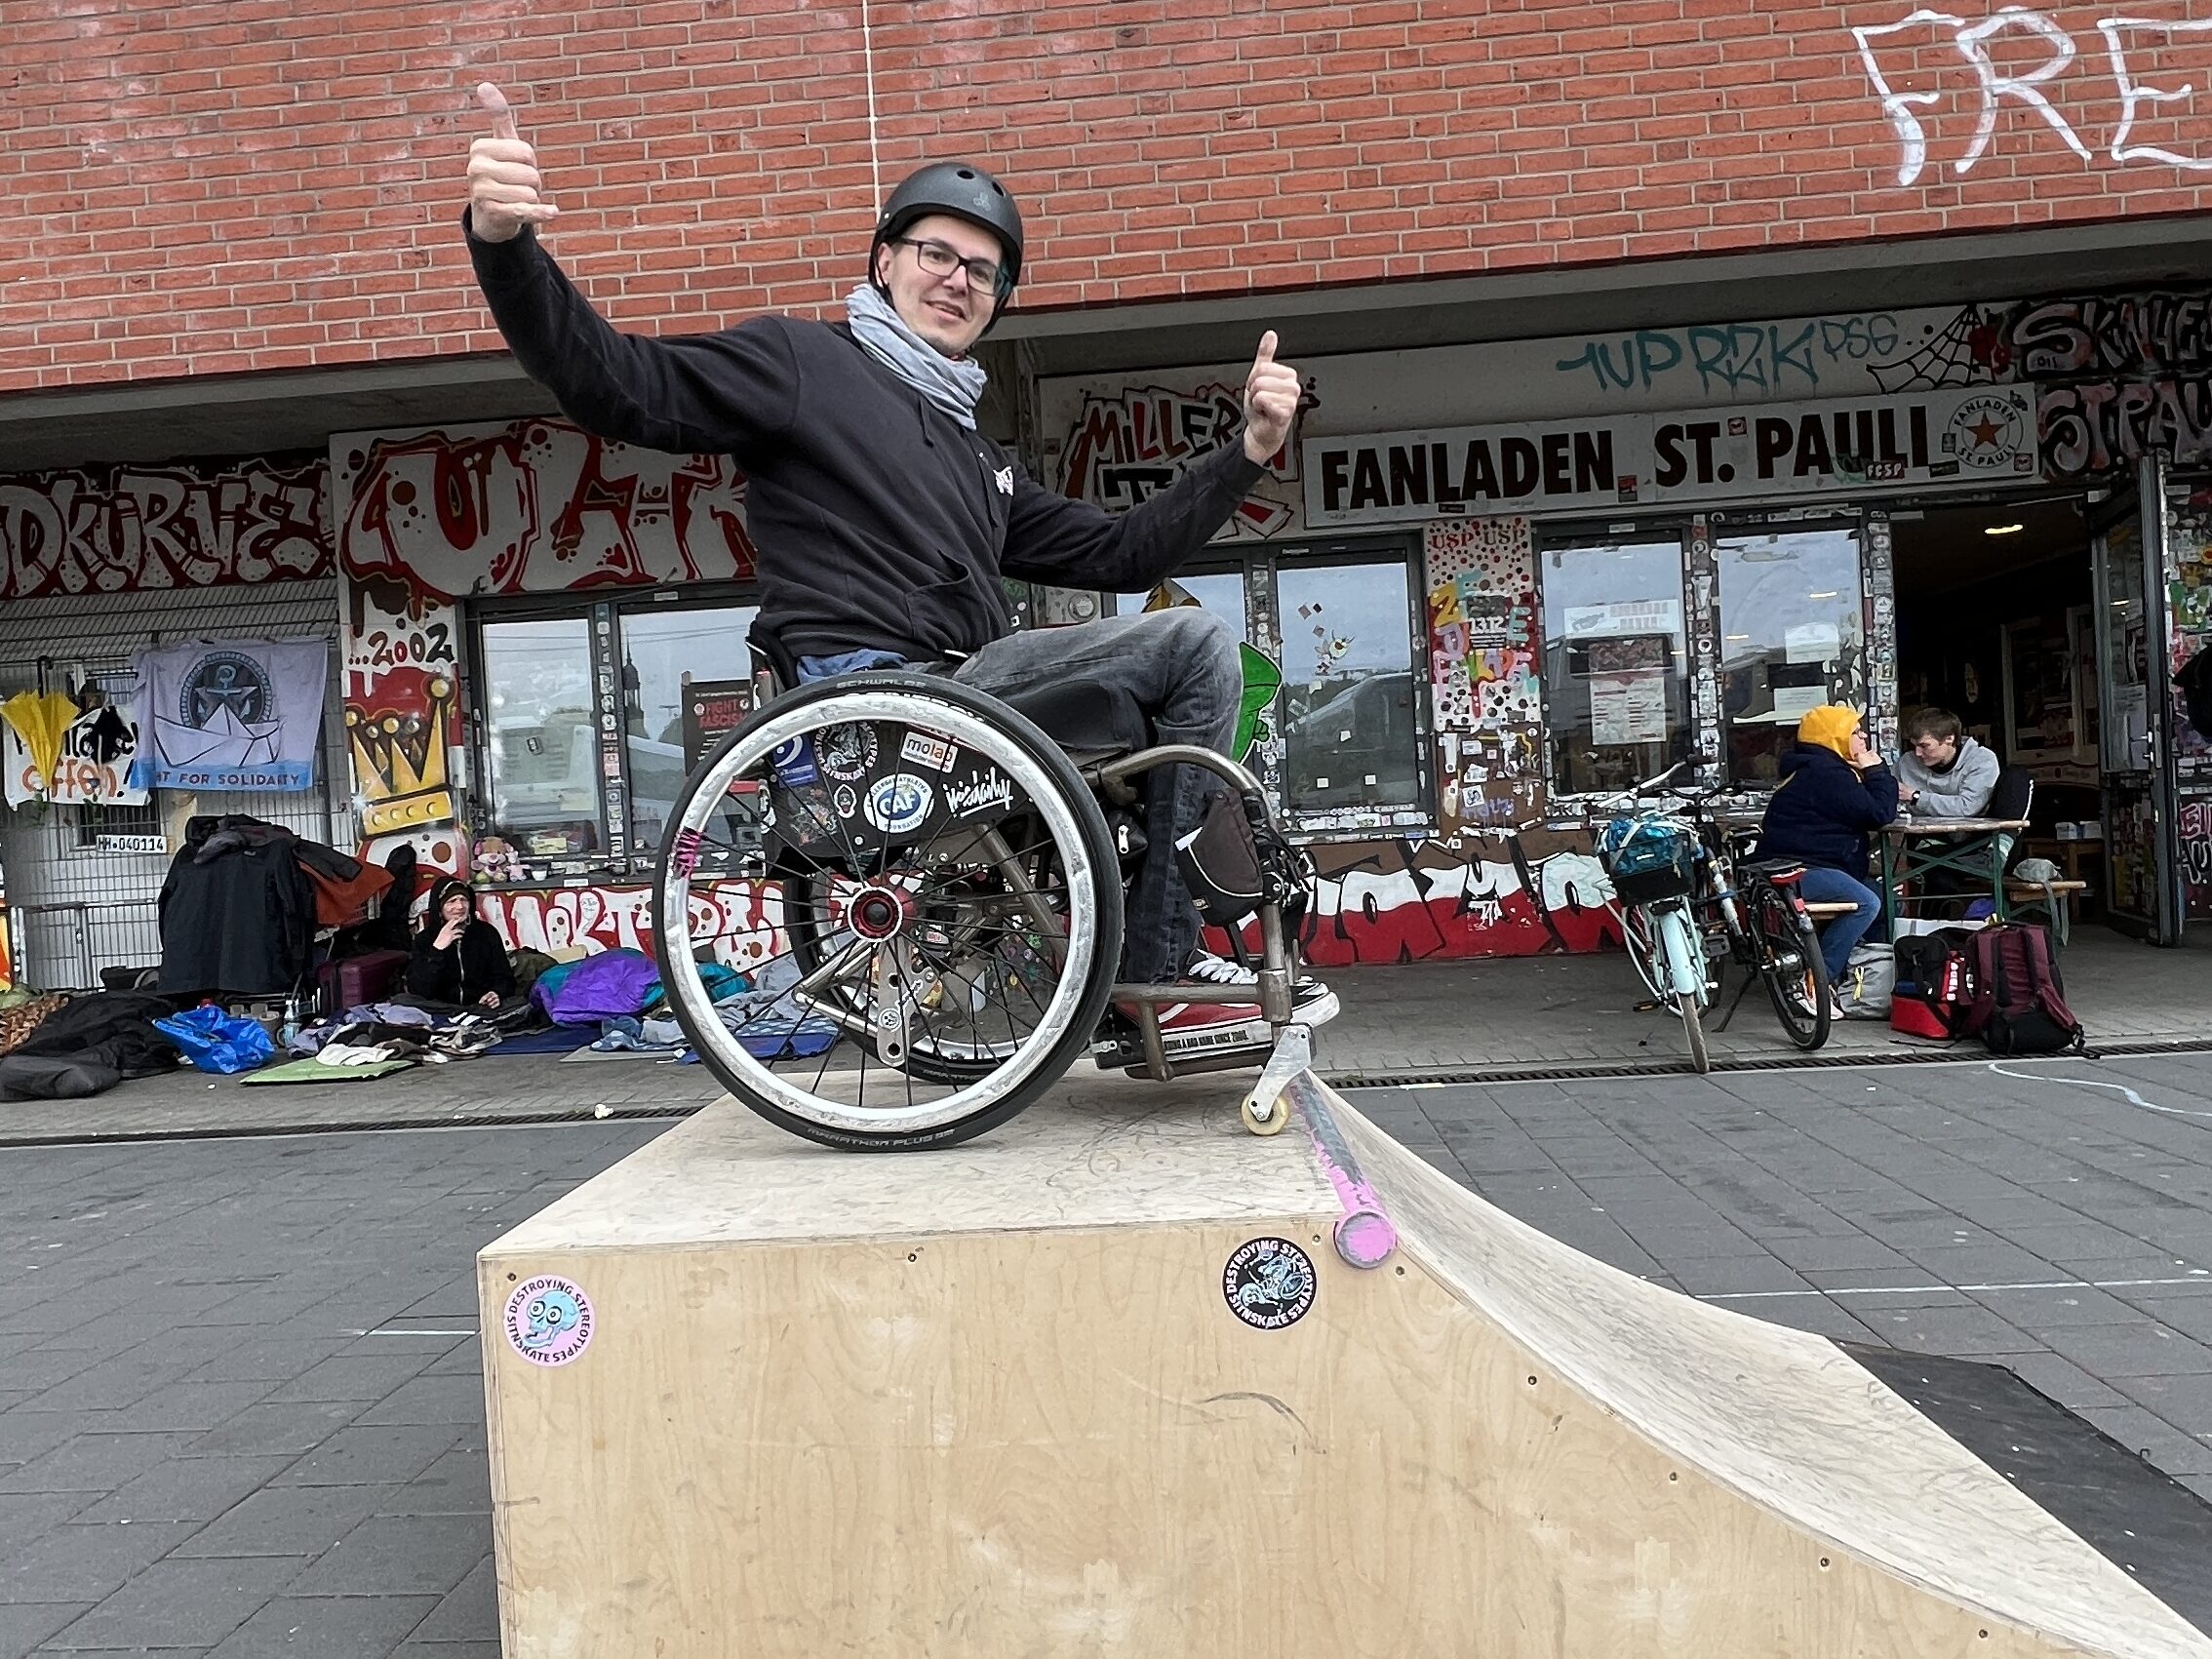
[460,82,798,458]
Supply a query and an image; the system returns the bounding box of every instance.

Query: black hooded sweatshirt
[463,216,1269,662]
[406,880,518,1006]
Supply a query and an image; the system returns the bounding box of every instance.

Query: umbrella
[0,690,78,796]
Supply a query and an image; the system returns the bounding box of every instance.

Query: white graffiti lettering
[1852,7,2212,186]
[0,462,328,599]
[943,768,1014,818]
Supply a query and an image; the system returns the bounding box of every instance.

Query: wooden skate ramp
[479,1078,2210,1658]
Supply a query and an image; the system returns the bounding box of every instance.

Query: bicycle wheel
[1615,903,1670,1004]
[1750,880,1832,1049]
[1654,904,1712,1073]
[652,674,1122,1151]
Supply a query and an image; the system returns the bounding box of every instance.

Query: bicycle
[1578,762,1832,1073]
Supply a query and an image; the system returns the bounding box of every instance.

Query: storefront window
[482,616,599,859]
[1109,571,1248,637]
[1276,557,1422,815]
[1540,536,1690,797]
[1717,527,1865,785]
[622,603,756,852]
[474,594,757,872]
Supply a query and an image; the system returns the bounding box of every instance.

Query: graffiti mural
[0,460,329,600]
[1051,381,1311,539]
[1297,836,1620,967]
[1425,518,1544,833]
[328,418,755,871]
[1852,11,2212,188]
[2000,292,2212,478]
[2180,799,2212,921]
[476,881,775,969]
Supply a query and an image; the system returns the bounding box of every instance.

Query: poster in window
[680,679,755,770]
[1590,670,1668,746]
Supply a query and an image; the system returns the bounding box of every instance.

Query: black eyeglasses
[895,237,1008,298]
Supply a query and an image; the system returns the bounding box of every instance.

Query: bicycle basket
[1597,816,1700,905]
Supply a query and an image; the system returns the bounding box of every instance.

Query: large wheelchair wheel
[652,673,1123,1151]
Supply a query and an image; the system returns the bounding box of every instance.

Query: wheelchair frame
[681,643,1316,1141]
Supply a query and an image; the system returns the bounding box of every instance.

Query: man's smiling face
[872,213,1004,358]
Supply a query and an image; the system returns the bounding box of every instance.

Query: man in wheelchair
[462,95,1336,1100]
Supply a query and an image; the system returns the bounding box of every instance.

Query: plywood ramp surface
[480,1081,2210,1659]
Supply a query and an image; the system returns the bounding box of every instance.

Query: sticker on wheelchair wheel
[670,827,702,878]
[770,736,817,787]
[944,766,1015,819]
[832,784,858,819]
[503,1275,594,1366]
[864,772,934,834]
[899,729,957,771]
[818,723,878,782]
[1222,1237,1316,1331]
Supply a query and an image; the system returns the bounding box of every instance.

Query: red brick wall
[6,1,2211,393]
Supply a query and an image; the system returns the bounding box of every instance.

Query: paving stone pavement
[5,929,2204,1146]
[3,1049,2210,1654]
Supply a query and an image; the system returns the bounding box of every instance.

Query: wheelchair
[649,629,1321,1152]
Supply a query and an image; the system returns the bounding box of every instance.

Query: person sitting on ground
[1896,707,1998,818]
[1755,706,1900,1013]
[406,879,518,1010]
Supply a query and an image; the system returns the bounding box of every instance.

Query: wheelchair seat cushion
[990,678,1151,758]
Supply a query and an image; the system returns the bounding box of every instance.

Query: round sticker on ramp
[1223,1237,1316,1330]
[503,1275,595,1366]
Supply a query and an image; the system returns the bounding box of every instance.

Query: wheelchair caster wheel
[1241,1093,1289,1136]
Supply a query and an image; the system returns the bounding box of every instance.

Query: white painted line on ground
[358,1326,480,1336]
[1986,1060,2212,1120]
[1705,1273,2212,1303]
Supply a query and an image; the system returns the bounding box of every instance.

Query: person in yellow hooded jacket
[1754,705,1899,1003]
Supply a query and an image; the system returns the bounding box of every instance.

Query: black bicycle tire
[651,672,1124,1151]
[1751,880,1833,1049]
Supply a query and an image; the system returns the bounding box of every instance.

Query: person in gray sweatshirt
[1897,708,2000,818]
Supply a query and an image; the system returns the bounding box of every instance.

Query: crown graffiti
[348,675,456,836]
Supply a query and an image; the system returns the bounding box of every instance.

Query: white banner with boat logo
[132,638,331,792]
[1302,385,2036,528]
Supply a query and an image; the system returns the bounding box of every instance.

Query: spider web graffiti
[1868,305,2013,393]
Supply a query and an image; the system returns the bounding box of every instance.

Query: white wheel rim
[658,689,1101,1136]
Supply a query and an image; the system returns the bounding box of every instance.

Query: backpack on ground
[1959,923,2086,1056]
[1835,942,1895,1018]
[1890,928,1976,1041]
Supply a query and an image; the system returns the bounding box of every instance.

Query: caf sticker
[900,729,957,771]
[864,772,935,834]
[503,1275,594,1366]
[1222,1237,1316,1331]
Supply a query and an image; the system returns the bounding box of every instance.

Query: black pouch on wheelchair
[1175,792,1310,930]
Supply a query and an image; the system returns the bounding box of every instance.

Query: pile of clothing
[0,989,188,1101]
[286,1002,503,1068]
[526,947,822,1057]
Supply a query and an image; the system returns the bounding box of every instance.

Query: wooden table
[1877,817,2033,928]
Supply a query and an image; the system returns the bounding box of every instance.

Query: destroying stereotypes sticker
[502,1275,595,1366]
[1223,1237,1317,1330]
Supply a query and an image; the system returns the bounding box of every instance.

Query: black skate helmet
[869,161,1024,312]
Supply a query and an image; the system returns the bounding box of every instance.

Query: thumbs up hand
[466,82,559,244]
[1243,330,1301,465]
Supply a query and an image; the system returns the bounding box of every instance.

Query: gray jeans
[951,608,1243,982]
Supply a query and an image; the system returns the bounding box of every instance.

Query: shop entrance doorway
[1891,481,2193,945]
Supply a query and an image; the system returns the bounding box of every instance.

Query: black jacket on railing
[156,816,318,997]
